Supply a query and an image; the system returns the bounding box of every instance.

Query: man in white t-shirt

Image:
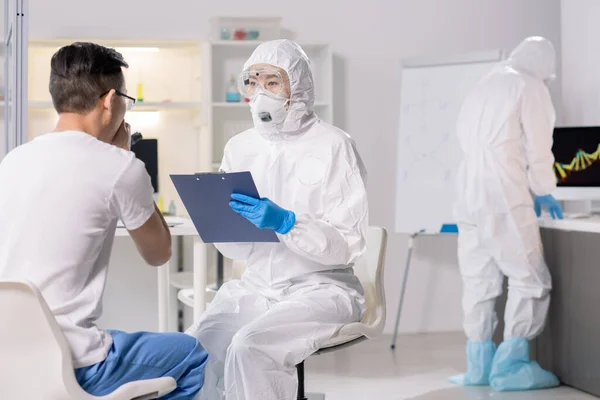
[0,42,208,399]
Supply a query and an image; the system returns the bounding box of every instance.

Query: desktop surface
[117,215,187,228]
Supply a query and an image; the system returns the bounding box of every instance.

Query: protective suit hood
[507,36,556,81]
[243,40,317,136]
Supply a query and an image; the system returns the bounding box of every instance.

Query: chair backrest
[230,226,388,334]
[352,226,388,334]
[0,280,89,399]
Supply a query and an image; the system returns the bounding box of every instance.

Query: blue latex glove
[229,193,296,234]
[534,194,563,219]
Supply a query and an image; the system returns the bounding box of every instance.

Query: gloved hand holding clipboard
[170,172,279,243]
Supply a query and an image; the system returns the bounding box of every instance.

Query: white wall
[28,0,562,334]
[560,0,600,126]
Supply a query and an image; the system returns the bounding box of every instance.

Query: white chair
[201,227,388,399]
[0,280,176,400]
[296,226,388,400]
[176,226,388,399]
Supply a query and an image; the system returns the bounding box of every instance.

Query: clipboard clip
[195,171,227,175]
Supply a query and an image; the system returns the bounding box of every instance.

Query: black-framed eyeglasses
[99,90,136,111]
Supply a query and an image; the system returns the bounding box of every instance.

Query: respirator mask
[238,68,290,133]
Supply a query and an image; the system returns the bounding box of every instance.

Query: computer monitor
[132,138,158,193]
[552,126,600,200]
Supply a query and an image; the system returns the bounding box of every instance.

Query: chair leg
[296,361,308,400]
[391,233,417,349]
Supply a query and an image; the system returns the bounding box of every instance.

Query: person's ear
[102,89,116,113]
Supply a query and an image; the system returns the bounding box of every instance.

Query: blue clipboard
[170,172,279,243]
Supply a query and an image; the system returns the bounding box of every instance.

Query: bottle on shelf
[137,83,144,103]
[168,200,177,216]
[220,28,230,40]
[136,67,144,103]
[157,195,164,213]
[225,76,241,103]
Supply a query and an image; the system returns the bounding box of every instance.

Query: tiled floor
[305,333,598,400]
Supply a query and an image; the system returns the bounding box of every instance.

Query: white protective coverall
[453,37,557,343]
[187,40,368,400]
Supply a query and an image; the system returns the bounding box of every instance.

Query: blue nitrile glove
[534,194,564,220]
[229,193,296,234]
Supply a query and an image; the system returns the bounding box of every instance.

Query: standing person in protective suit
[186,39,368,400]
[450,36,563,391]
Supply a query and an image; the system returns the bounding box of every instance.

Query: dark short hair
[49,42,129,114]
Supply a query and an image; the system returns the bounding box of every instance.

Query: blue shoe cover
[449,340,496,386]
[490,337,560,391]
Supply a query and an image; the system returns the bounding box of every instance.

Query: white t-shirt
[0,131,155,368]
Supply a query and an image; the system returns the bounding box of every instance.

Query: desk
[535,216,600,396]
[538,214,600,232]
[115,218,207,332]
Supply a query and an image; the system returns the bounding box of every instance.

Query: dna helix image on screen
[552,126,600,187]
[553,144,600,183]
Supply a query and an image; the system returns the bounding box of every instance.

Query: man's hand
[112,121,131,150]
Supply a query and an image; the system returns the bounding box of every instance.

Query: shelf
[29,39,202,50]
[211,41,328,49]
[213,101,250,108]
[170,271,194,290]
[177,288,217,308]
[213,101,330,108]
[28,101,202,111]
[169,271,220,290]
[135,101,202,110]
[212,40,264,47]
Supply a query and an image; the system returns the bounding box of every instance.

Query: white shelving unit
[172,39,336,318]
[212,101,329,108]
[29,101,202,111]
[202,40,334,166]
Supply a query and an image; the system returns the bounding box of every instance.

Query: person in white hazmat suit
[450,36,563,391]
[186,39,368,400]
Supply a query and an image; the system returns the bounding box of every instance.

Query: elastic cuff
[276,211,296,234]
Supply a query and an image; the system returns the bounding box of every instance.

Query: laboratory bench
[489,215,600,396]
[535,216,600,397]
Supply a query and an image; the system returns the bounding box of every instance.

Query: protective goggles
[237,68,285,98]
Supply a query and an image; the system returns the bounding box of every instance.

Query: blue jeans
[75,330,208,399]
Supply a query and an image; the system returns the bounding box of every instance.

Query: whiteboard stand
[390,224,458,350]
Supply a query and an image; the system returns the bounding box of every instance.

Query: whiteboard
[395,51,504,233]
